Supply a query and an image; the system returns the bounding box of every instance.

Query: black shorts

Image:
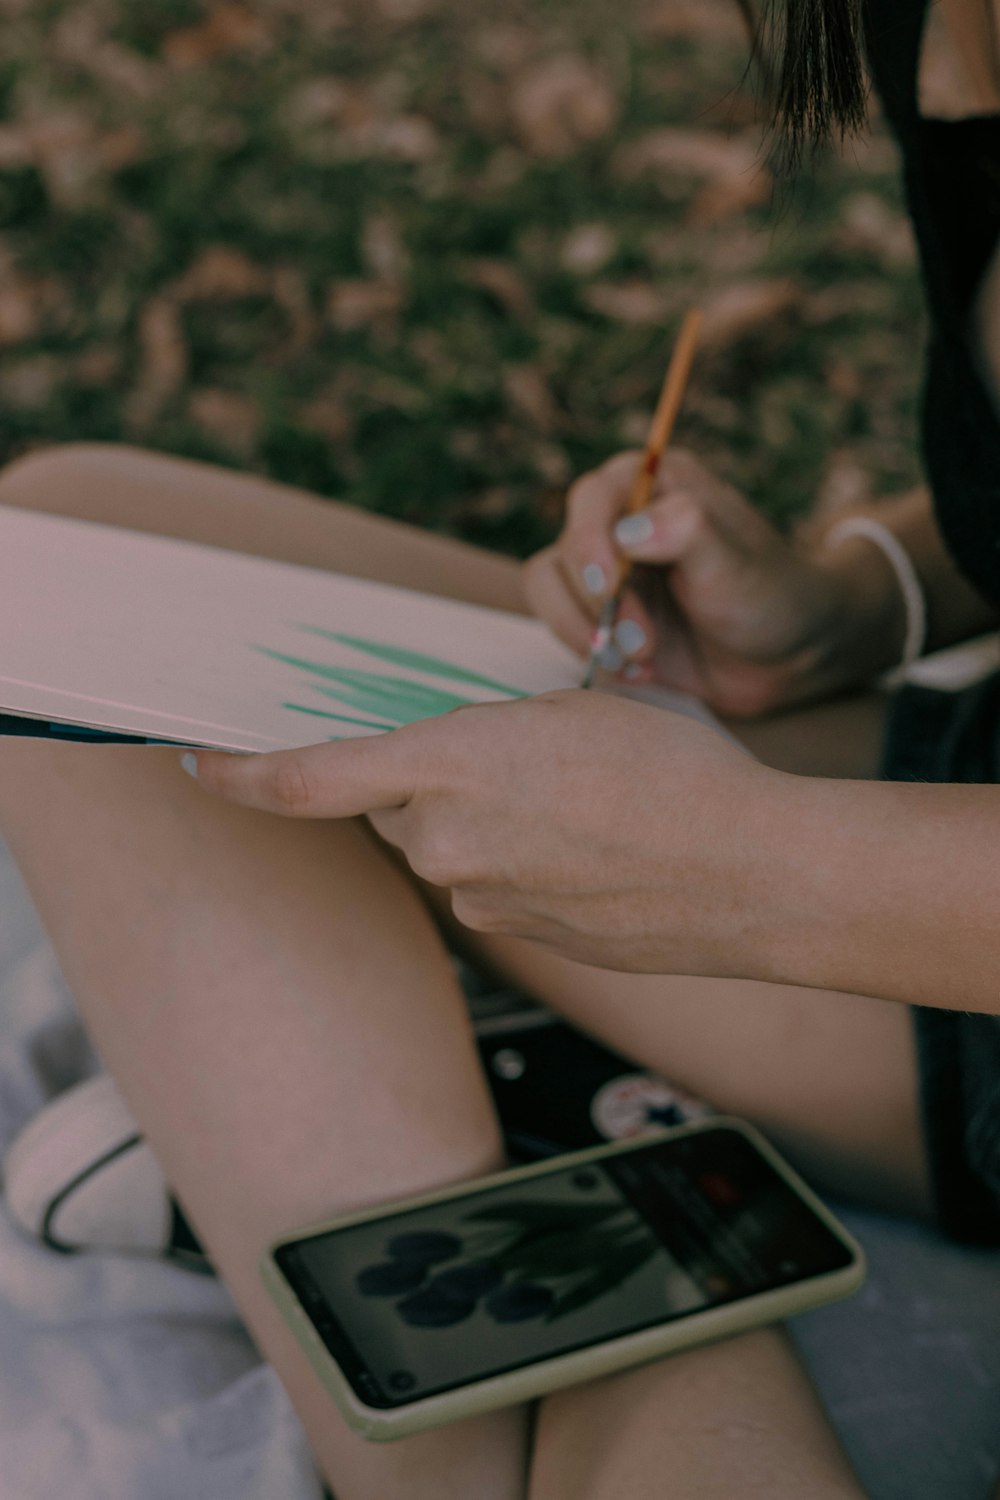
[880,668,1000,1244]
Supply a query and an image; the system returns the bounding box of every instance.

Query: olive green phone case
[260,1117,865,1442]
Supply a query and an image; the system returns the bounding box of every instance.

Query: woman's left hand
[183,691,781,976]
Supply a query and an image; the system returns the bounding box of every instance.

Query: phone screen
[275,1126,853,1409]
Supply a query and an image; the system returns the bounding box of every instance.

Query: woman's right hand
[522,448,905,718]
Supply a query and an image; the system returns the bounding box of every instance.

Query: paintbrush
[582,307,703,688]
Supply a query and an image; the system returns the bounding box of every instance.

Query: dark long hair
[737,0,869,168]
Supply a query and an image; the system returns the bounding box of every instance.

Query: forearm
[746,771,1000,1011]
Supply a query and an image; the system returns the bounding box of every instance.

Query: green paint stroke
[293,628,527,699]
[309,682,460,725]
[255,647,481,724]
[282,702,398,732]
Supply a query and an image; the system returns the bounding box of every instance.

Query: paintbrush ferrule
[581,595,622,688]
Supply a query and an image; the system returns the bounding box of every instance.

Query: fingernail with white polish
[614,618,647,656]
[582,561,607,595]
[180,752,198,780]
[614,512,655,548]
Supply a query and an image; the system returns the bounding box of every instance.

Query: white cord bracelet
[823,515,927,678]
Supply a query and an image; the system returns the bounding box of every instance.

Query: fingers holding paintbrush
[581,307,703,687]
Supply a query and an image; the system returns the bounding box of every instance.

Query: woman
[1,0,998,1494]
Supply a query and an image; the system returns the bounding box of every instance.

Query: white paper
[0,507,730,750]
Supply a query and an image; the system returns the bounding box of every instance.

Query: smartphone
[261,1118,865,1441]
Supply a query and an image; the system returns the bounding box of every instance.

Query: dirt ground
[0,0,925,555]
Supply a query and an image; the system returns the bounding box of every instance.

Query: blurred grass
[0,0,925,556]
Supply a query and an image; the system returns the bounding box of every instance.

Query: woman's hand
[184,691,782,977]
[523,449,905,717]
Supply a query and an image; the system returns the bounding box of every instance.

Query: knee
[0,442,123,512]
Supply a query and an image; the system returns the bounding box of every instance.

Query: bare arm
[726,765,996,1011]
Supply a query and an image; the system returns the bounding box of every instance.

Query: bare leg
[0,445,902,1495]
[446,928,928,1219]
[0,446,532,1498]
[0,442,526,612]
[528,1329,863,1500]
[0,741,528,1500]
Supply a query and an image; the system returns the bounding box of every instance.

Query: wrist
[730,767,881,995]
[683,759,802,983]
[733,768,846,992]
[803,529,912,691]
[739,771,995,1009]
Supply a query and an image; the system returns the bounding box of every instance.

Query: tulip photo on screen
[354,1194,662,1332]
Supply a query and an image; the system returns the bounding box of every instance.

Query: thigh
[0,441,526,613]
[727,688,890,781]
[528,1327,865,1500]
[436,904,929,1218]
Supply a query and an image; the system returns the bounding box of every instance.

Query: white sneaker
[2,1073,206,1264]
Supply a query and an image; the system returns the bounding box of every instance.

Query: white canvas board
[0,507,730,751]
[0,509,585,749]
